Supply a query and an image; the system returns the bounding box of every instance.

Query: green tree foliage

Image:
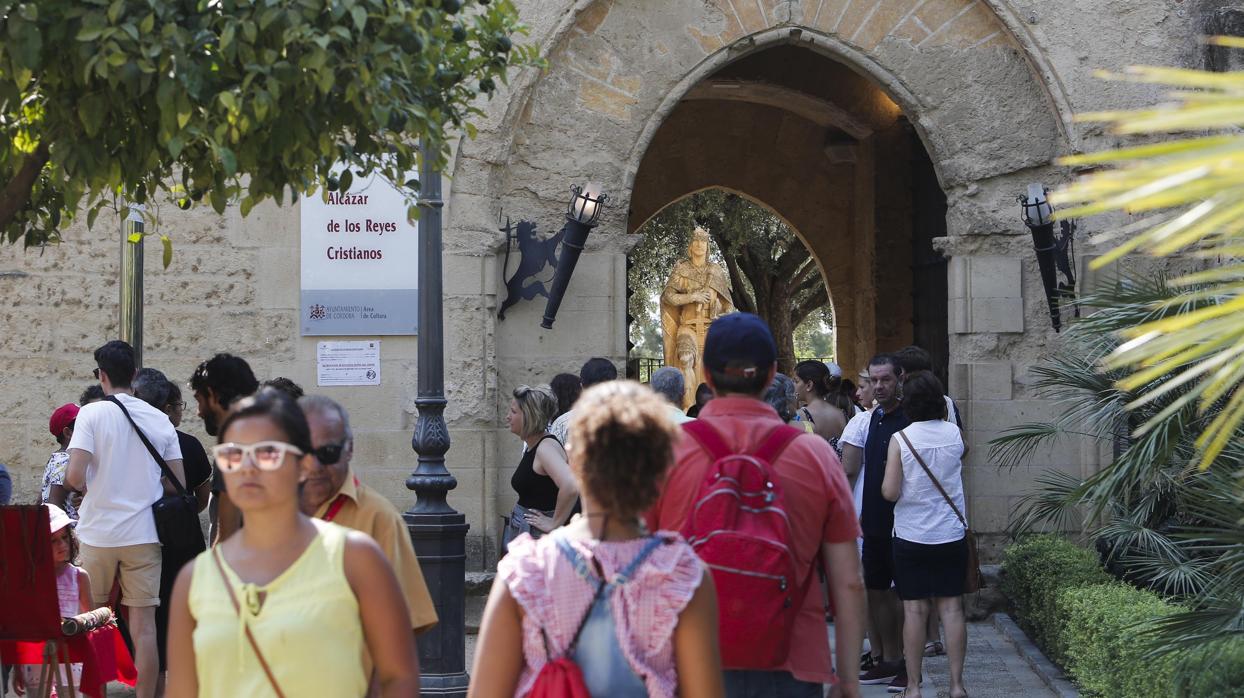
[628,188,831,372]
[0,0,536,250]
[1052,47,1244,472]
[990,278,1244,664]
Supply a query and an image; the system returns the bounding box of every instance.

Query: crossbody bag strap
[212,547,287,698]
[897,430,967,529]
[553,535,609,658]
[105,396,186,494]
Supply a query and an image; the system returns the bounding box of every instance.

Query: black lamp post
[405,138,469,697]
[540,182,607,329]
[1019,183,1077,332]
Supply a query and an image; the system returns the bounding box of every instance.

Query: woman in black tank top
[502,385,578,552]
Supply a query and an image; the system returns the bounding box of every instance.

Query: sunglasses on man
[311,439,351,466]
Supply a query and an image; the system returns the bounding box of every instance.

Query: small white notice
[317,341,381,386]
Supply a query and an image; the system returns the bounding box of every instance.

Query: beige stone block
[575,0,613,34]
[810,0,848,32]
[566,34,616,83]
[963,494,1016,532]
[965,400,1057,433]
[892,16,930,43]
[968,256,1023,299]
[577,79,638,122]
[969,298,1024,333]
[608,73,642,96]
[968,362,1013,401]
[835,0,878,39]
[686,26,725,54]
[701,0,747,44]
[948,297,969,334]
[915,0,974,34]
[934,1,1000,48]
[853,0,915,50]
[730,0,768,33]
[253,246,300,309]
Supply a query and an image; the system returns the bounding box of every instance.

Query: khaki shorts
[80,542,162,607]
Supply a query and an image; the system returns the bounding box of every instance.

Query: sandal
[923,640,945,657]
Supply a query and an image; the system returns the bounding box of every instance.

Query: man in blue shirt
[857,354,911,688]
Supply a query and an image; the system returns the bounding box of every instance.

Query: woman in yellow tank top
[165,389,419,697]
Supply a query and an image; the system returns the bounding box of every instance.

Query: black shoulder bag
[106,396,204,551]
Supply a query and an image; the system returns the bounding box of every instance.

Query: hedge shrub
[1055,583,1182,697]
[1000,535,1110,664]
[1003,536,1244,697]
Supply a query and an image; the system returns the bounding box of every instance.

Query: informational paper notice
[317,341,381,387]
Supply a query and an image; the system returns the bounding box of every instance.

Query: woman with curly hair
[471,381,723,698]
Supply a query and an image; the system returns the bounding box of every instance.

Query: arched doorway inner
[627,187,836,384]
[628,45,949,381]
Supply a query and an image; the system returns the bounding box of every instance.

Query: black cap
[702,313,777,377]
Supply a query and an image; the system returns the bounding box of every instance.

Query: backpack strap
[681,420,732,462]
[752,424,803,463]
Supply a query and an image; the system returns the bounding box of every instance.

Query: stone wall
[0,0,1213,567]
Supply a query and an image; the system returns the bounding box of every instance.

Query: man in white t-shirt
[66,341,183,698]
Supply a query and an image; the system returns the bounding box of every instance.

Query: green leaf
[161,234,173,269]
[78,95,104,137]
[176,91,192,128]
[87,207,100,230]
[218,147,237,176]
[351,6,367,32]
[218,92,237,111]
[140,13,155,35]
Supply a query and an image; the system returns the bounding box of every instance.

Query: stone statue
[660,227,734,408]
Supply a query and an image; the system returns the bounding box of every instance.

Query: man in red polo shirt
[647,312,865,697]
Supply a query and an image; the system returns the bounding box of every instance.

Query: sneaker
[859,660,901,685]
[860,652,877,672]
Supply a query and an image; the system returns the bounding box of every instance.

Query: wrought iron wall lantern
[1018,183,1079,332]
[497,182,608,329]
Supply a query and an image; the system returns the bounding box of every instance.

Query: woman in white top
[881,370,968,698]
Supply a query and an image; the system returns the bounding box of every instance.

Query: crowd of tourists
[14,341,434,697]
[11,310,970,698]
[479,313,972,698]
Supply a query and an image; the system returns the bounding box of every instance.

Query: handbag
[106,396,203,550]
[897,430,984,593]
[212,547,286,698]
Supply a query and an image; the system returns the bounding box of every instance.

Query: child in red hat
[42,404,80,519]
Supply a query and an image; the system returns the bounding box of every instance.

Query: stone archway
[447,0,1072,559]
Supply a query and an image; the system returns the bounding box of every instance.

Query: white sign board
[317,341,382,387]
[300,171,419,335]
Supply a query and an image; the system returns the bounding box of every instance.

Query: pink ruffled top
[498,531,705,698]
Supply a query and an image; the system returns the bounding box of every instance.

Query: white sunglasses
[210,441,304,473]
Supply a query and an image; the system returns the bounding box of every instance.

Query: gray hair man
[298,395,438,636]
[650,366,695,425]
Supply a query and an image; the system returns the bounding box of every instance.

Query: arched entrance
[452,0,1071,558]
[627,44,949,379]
[627,186,837,380]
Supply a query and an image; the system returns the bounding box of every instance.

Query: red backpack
[680,419,808,669]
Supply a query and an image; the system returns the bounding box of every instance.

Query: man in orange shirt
[299,395,438,636]
[646,312,865,697]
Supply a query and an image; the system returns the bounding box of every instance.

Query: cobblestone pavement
[20,620,1057,696]
[849,622,1058,697]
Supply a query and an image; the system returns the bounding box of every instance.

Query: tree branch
[791,285,830,326]
[774,239,806,280]
[724,253,756,314]
[0,144,50,233]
